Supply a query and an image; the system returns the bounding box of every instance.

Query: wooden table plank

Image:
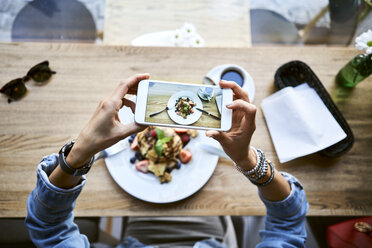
[0,43,371,217]
[104,0,251,47]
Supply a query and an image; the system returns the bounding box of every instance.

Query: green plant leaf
[156,128,165,139]
[162,136,172,143]
[155,140,163,156]
[154,128,172,156]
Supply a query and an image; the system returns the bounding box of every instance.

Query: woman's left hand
[66,73,150,168]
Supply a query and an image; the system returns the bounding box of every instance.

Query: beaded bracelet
[234,147,268,181]
[251,148,268,181]
[241,147,260,176]
[249,160,275,187]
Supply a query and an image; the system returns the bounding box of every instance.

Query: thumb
[205,130,219,137]
[118,122,145,139]
[205,130,227,143]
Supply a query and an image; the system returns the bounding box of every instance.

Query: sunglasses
[0,61,56,103]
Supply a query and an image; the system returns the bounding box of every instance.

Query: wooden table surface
[0,42,371,218]
[104,0,251,47]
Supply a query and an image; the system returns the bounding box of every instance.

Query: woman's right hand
[206,80,257,169]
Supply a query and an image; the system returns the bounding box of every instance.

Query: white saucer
[203,64,255,103]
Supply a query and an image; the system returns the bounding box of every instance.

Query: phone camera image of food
[144,81,225,129]
[128,126,197,183]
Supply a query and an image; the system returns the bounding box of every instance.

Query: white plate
[131,30,175,47]
[104,106,219,203]
[167,91,203,125]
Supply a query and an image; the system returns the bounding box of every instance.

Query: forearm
[257,169,291,202]
[236,148,308,247]
[26,154,89,247]
[258,172,308,247]
[235,147,308,246]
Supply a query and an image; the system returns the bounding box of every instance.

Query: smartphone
[135,80,233,131]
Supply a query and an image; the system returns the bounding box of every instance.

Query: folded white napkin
[261,83,346,163]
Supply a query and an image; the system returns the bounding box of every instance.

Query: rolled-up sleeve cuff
[30,154,86,222]
[258,172,308,218]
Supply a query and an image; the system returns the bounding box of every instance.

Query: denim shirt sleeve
[25,154,90,248]
[257,172,309,248]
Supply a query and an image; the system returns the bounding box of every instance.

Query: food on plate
[135,159,149,173]
[179,149,192,164]
[129,126,197,183]
[175,97,196,119]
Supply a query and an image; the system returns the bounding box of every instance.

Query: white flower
[181,22,196,39]
[189,34,205,47]
[171,29,184,46]
[171,22,204,47]
[355,29,372,54]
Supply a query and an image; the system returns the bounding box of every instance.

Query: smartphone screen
[135,80,232,131]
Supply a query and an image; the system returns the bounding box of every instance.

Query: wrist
[234,147,257,171]
[234,147,275,186]
[65,141,93,169]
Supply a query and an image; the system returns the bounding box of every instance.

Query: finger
[219,80,249,102]
[127,73,151,95]
[121,98,136,113]
[127,86,138,95]
[227,99,256,117]
[112,73,150,100]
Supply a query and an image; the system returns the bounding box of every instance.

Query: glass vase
[336,53,372,87]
